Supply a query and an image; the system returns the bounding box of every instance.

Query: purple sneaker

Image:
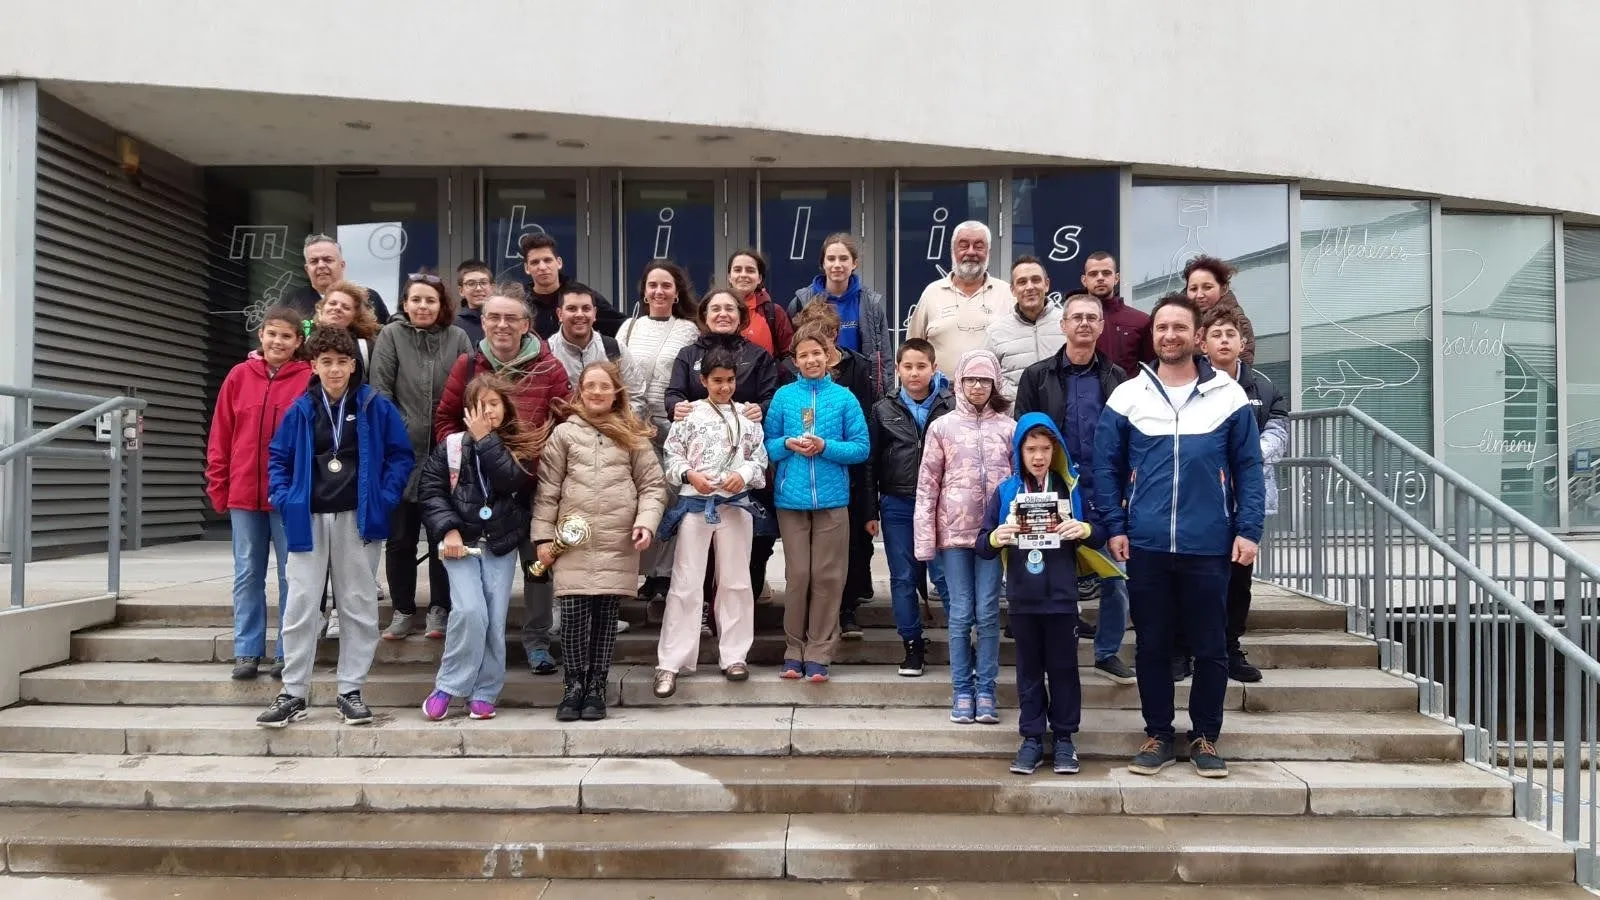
[422,690,451,721]
[468,700,497,720]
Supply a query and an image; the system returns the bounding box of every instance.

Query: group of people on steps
[205,222,1284,779]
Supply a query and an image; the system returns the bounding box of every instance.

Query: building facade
[2,0,1599,553]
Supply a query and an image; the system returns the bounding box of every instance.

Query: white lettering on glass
[502,205,547,261]
[789,206,812,261]
[1305,226,1429,278]
[653,207,675,260]
[1441,322,1506,358]
[1048,225,1082,263]
[228,225,288,261]
[926,206,948,262]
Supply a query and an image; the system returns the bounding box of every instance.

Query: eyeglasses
[960,377,994,387]
[407,273,443,286]
[1066,313,1103,324]
[483,313,527,325]
[460,278,492,289]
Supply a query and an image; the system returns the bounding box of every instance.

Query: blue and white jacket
[267,382,414,552]
[1092,358,1264,557]
[763,372,870,511]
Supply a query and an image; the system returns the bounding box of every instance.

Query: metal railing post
[126,388,142,551]
[1565,567,1582,843]
[1308,420,1327,597]
[1453,490,1472,725]
[1371,430,1390,662]
[107,434,123,597]
[8,393,29,608]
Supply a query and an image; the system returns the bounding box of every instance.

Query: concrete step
[2,878,1591,900]
[0,704,1462,761]
[112,589,1342,632]
[0,808,1570,883]
[70,625,1376,670]
[18,661,1422,713]
[0,753,1510,817]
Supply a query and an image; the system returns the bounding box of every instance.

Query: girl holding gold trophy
[533,361,667,722]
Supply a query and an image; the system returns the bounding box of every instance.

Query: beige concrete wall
[0,597,115,707]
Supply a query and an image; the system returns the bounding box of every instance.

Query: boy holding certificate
[977,412,1122,775]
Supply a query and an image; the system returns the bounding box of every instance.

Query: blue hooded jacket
[977,413,1122,615]
[267,382,414,552]
[764,372,870,511]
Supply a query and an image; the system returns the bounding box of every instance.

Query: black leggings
[385,501,450,614]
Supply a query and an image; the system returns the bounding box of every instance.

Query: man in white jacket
[985,255,1065,400]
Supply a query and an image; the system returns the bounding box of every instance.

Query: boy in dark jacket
[866,338,955,676]
[257,326,413,730]
[977,412,1121,776]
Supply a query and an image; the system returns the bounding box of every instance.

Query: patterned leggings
[560,594,623,683]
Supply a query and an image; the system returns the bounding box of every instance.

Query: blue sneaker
[803,661,830,683]
[1009,736,1045,774]
[1053,739,1081,775]
[949,693,975,724]
[975,694,999,725]
[780,659,804,679]
[528,649,557,676]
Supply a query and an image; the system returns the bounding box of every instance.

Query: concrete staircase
[0,577,1586,894]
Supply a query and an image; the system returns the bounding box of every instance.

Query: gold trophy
[527,515,592,578]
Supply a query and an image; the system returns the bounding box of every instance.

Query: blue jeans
[1095,569,1130,662]
[229,509,287,660]
[438,550,518,703]
[880,494,946,642]
[939,547,1002,698]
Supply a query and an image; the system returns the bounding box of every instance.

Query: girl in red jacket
[205,306,312,682]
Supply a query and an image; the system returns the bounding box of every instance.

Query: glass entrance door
[618,179,718,314]
[891,178,993,340]
[333,175,445,315]
[483,178,581,289]
[755,179,855,300]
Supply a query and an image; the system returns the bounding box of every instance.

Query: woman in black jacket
[418,374,544,722]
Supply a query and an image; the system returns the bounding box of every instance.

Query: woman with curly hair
[313,280,383,380]
[1182,256,1256,366]
[533,361,667,722]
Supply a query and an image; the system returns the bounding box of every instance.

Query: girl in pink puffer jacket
[913,349,1015,726]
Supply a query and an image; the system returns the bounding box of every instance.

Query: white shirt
[907,274,1014,378]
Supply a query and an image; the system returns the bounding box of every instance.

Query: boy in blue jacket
[764,323,871,683]
[257,326,414,729]
[978,412,1121,776]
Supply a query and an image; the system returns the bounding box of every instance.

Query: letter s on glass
[1049,225,1083,263]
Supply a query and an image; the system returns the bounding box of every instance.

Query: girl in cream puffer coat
[913,349,1016,724]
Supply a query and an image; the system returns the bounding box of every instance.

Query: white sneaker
[325,609,341,639]
[616,618,630,634]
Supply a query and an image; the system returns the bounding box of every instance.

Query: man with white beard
[908,221,1013,379]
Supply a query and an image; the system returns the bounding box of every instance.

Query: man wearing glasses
[455,259,494,345]
[1014,291,1136,687]
[286,234,392,325]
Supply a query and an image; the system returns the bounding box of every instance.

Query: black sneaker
[1127,736,1177,776]
[231,656,260,681]
[1094,655,1137,685]
[255,693,307,728]
[840,609,863,640]
[580,682,607,721]
[268,659,284,681]
[1228,650,1263,683]
[556,680,584,722]
[1009,736,1045,775]
[1190,737,1228,778]
[336,690,373,725]
[1053,739,1081,775]
[897,638,926,677]
[637,576,669,602]
[1075,620,1097,640]
[1171,656,1192,683]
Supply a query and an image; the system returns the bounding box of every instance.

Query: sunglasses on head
[407,272,443,286]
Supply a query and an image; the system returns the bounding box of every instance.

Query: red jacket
[433,338,572,444]
[205,353,313,512]
[1096,294,1154,381]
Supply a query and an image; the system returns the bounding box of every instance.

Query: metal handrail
[1,384,146,608]
[1265,406,1600,887]
[1292,405,1600,585]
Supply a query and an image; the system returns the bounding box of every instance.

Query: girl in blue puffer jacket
[763,323,871,682]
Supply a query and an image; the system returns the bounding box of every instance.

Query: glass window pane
[757,181,853,301]
[204,167,315,345]
[890,181,990,341]
[334,178,439,310]
[1129,183,1290,390]
[1440,214,1558,526]
[483,179,579,289]
[622,180,716,315]
[1011,169,1121,305]
[1566,227,1600,528]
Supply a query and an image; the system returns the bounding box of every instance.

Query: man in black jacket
[1014,293,1134,686]
[519,233,624,339]
[283,234,391,325]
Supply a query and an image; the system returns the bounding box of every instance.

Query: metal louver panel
[32,110,208,552]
